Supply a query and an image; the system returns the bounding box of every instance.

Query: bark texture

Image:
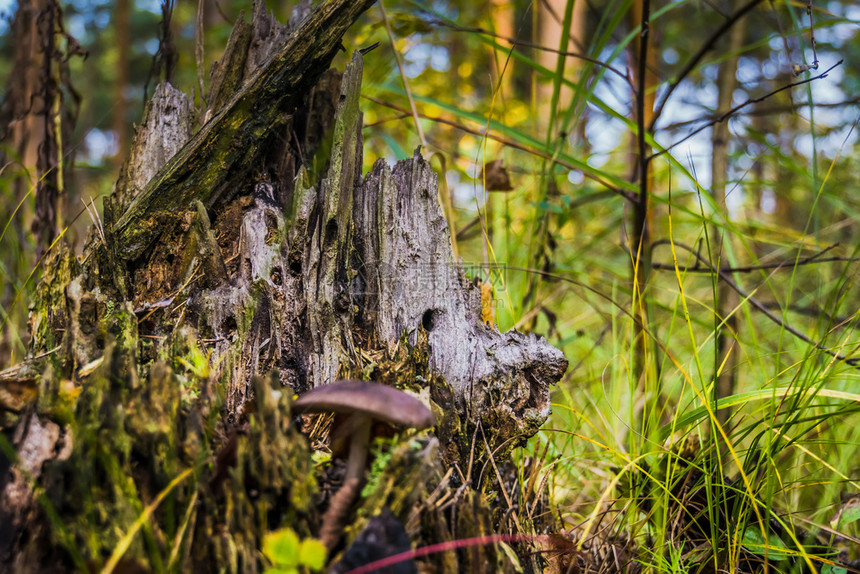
[1,0,567,571]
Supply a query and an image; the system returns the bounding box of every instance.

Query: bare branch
[648,60,842,160]
[657,240,860,367]
[650,0,764,131]
[363,94,636,202]
[651,241,859,273]
[658,96,860,131]
[420,15,632,86]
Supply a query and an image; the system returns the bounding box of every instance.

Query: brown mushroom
[293,380,435,551]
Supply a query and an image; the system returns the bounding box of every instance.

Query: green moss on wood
[114,0,377,262]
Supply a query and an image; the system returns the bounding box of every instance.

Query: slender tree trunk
[112,0,130,170]
[628,0,659,428]
[711,12,746,427]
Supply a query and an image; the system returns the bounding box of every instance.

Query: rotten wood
[1,1,569,571]
[113,0,376,262]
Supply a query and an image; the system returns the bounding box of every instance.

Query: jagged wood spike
[113,0,376,262]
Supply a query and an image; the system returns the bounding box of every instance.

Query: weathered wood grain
[113,0,376,262]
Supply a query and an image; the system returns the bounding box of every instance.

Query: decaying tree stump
[0,0,567,571]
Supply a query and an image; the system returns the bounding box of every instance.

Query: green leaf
[822,566,848,574]
[741,527,790,560]
[263,528,300,568]
[831,494,860,529]
[842,505,860,526]
[298,538,327,570]
[535,201,563,214]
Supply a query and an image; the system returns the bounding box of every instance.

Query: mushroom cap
[293,380,435,429]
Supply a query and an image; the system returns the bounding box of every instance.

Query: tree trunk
[711,9,746,427]
[1,1,567,571]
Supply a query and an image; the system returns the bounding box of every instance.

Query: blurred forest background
[1,0,859,568]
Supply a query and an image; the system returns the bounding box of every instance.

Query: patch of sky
[812,53,843,85]
[682,145,713,190]
[831,123,859,153]
[795,113,858,159]
[662,48,678,65]
[144,37,159,55]
[655,81,717,133]
[759,188,777,214]
[833,21,857,42]
[768,36,784,52]
[724,189,746,218]
[404,42,449,77]
[736,55,761,85]
[587,153,610,169]
[136,0,161,15]
[794,133,815,158]
[83,128,118,165]
[67,13,87,40]
[591,73,629,121]
[799,103,841,128]
[762,58,778,80]
[653,81,722,188]
[814,19,858,45]
[584,106,624,160]
[430,45,449,72]
[735,152,753,172]
[0,2,10,36]
[446,169,483,211]
[451,172,485,211]
[404,41,429,78]
[94,8,109,28]
[701,63,719,82]
[446,169,459,190]
[568,170,584,185]
[431,0,456,20]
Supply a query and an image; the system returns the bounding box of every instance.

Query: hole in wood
[221,315,237,336]
[324,220,338,245]
[422,309,437,332]
[289,254,302,276]
[271,267,283,286]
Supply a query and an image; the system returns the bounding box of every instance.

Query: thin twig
[378,0,426,147]
[651,241,858,273]
[362,94,635,202]
[659,95,860,131]
[649,60,842,160]
[510,260,860,369]
[80,196,106,246]
[650,0,764,131]
[664,241,860,367]
[424,17,631,86]
[792,0,819,75]
[635,0,651,208]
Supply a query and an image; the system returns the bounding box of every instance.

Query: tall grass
[361,0,860,570]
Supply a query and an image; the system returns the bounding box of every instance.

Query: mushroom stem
[319,415,371,552]
[293,380,435,553]
[344,416,371,483]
